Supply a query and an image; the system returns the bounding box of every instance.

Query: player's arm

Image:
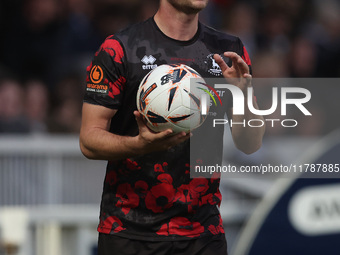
[214,52,265,154]
[79,102,190,161]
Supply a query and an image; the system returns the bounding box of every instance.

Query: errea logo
[141,55,157,70]
[141,55,156,64]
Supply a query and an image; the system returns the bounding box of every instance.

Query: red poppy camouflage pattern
[84,17,251,241]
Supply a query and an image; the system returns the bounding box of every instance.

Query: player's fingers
[133,110,141,118]
[223,52,241,74]
[223,51,241,63]
[165,131,190,148]
[153,129,174,140]
[237,57,250,74]
[243,73,252,87]
[213,54,229,73]
[134,111,147,130]
[177,132,192,142]
[224,52,249,75]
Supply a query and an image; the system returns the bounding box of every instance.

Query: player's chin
[185,5,206,14]
[184,1,208,14]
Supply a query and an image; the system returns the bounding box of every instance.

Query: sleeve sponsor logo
[87,65,108,94]
[86,83,109,94]
[90,65,104,84]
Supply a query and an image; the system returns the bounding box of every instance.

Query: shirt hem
[97,229,224,242]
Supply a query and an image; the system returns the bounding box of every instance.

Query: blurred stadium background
[0,0,340,254]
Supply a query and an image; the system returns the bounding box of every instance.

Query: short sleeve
[84,35,127,109]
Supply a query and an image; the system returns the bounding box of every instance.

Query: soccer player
[79,0,265,254]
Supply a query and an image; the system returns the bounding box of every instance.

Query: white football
[136,64,209,133]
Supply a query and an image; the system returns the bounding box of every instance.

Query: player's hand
[213,52,251,91]
[133,111,191,154]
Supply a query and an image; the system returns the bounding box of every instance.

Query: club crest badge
[205,54,222,76]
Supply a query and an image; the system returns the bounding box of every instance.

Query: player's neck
[154,4,199,41]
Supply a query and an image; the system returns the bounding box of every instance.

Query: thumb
[134,111,147,130]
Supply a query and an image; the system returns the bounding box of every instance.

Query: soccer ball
[136,64,209,133]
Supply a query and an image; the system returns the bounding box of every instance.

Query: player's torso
[111,18,241,136]
[97,18,247,240]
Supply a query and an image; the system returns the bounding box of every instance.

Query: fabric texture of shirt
[84,17,251,241]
